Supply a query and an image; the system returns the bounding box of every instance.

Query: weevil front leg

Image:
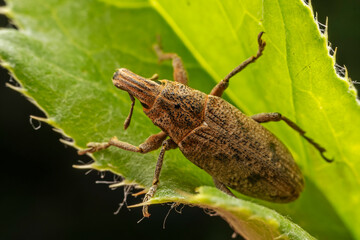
[251,112,333,162]
[78,132,177,217]
[142,138,178,217]
[77,131,168,155]
[210,32,266,97]
[153,37,188,85]
[123,93,135,130]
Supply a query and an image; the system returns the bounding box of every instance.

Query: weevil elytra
[78,32,332,217]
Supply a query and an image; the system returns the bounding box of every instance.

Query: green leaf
[1,0,359,239]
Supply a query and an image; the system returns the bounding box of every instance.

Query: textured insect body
[181,95,304,202]
[115,68,304,202]
[80,33,331,217]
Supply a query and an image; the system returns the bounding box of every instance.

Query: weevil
[78,32,332,217]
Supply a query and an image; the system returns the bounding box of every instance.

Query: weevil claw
[257,31,266,51]
[77,142,110,155]
[320,151,334,163]
[141,185,157,217]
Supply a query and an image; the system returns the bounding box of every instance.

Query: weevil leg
[251,112,333,162]
[213,178,236,197]
[210,32,266,97]
[123,93,135,130]
[142,138,178,217]
[153,37,188,85]
[78,132,178,217]
[77,131,168,155]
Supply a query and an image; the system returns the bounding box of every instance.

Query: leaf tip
[5,82,24,93]
[324,16,329,38]
[30,115,49,123]
[332,46,338,61]
[109,180,139,189]
[72,163,95,170]
[59,138,74,147]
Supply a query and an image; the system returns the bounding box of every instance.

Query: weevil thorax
[112,68,162,109]
[144,80,207,143]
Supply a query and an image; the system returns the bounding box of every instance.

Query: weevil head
[144,80,208,143]
[112,68,162,109]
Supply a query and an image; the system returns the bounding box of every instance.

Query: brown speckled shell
[146,81,304,203]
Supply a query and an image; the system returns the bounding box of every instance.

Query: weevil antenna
[124,93,135,130]
[223,31,266,83]
[210,32,266,97]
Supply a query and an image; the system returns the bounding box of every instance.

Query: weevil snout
[112,68,162,109]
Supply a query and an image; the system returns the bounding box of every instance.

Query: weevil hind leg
[213,177,236,197]
[210,32,266,97]
[153,37,188,85]
[251,112,333,163]
[142,138,178,217]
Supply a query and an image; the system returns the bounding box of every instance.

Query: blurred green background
[0,0,359,239]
